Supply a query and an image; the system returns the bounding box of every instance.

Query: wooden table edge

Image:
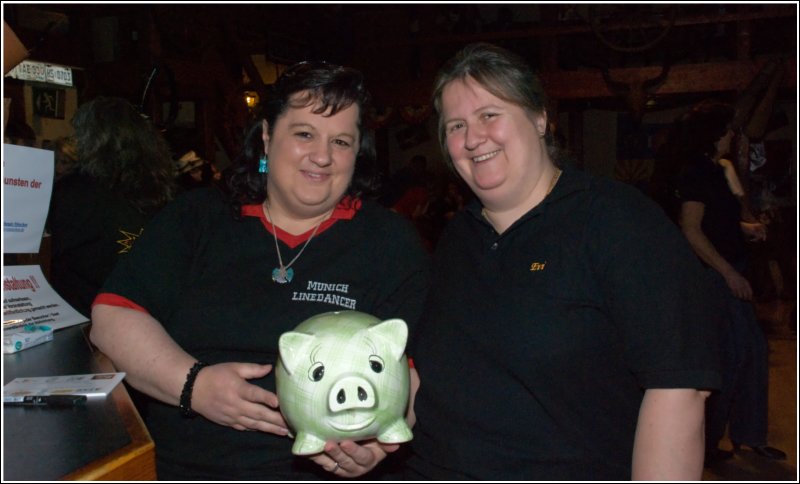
[60,326,157,481]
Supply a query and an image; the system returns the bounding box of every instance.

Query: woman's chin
[470,177,506,195]
[294,190,341,211]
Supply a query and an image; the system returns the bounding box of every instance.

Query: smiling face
[440,76,551,212]
[263,93,359,220]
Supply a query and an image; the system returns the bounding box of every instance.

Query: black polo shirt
[407,163,721,480]
[676,155,747,265]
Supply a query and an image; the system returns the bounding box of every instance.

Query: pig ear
[367,319,408,361]
[279,332,315,376]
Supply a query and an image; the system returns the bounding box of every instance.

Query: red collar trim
[241,197,361,248]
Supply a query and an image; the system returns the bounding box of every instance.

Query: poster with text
[3,265,88,329]
[3,144,54,253]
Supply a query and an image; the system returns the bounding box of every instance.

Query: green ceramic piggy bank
[275,310,413,455]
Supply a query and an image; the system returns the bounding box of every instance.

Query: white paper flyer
[3,143,55,254]
[3,265,88,329]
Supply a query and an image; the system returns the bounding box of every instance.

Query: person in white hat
[175,150,213,191]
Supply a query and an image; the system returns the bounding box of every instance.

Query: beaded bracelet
[179,361,209,418]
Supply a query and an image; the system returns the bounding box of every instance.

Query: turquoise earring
[259,155,269,174]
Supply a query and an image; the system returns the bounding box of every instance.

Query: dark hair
[71,96,175,212]
[675,99,735,158]
[649,99,735,224]
[431,42,560,168]
[225,61,378,213]
[410,154,427,169]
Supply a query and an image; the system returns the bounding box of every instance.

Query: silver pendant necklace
[264,202,324,284]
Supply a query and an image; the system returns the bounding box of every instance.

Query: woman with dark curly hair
[47,96,175,317]
[89,61,429,480]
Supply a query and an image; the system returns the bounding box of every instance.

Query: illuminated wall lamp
[244,91,260,108]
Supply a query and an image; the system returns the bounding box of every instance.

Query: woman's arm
[680,201,752,300]
[719,158,764,226]
[90,304,287,434]
[631,388,710,480]
[718,158,745,198]
[90,304,194,403]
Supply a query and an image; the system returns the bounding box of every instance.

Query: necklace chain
[481,168,562,223]
[264,202,324,284]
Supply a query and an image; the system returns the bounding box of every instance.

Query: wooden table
[3,323,155,480]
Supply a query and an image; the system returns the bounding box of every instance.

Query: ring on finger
[332,462,341,473]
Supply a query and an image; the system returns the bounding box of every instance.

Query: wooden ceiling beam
[368,58,796,107]
[542,58,796,100]
[367,4,795,47]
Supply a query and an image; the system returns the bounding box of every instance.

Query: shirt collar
[241,197,361,248]
[467,161,591,227]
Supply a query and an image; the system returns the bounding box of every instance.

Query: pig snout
[328,376,376,412]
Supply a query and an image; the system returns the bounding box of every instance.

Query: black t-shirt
[676,155,746,265]
[100,188,430,480]
[47,172,154,318]
[406,164,722,480]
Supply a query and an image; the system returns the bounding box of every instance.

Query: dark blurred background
[4,3,795,176]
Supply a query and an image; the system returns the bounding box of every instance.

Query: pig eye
[309,362,325,382]
[369,355,385,373]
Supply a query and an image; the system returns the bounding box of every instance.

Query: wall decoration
[32,87,65,119]
[616,113,666,161]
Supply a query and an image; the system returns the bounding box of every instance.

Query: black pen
[4,395,88,407]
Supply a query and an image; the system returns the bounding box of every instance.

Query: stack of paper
[3,372,126,400]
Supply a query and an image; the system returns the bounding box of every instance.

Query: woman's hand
[190,362,289,435]
[309,367,418,477]
[310,439,400,478]
[723,269,753,301]
[741,221,767,242]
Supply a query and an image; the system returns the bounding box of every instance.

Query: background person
[89,61,429,480]
[47,96,175,317]
[41,135,78,180]
[674,100,786,464]
[404,42,722,480]
[174,149,221,192]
